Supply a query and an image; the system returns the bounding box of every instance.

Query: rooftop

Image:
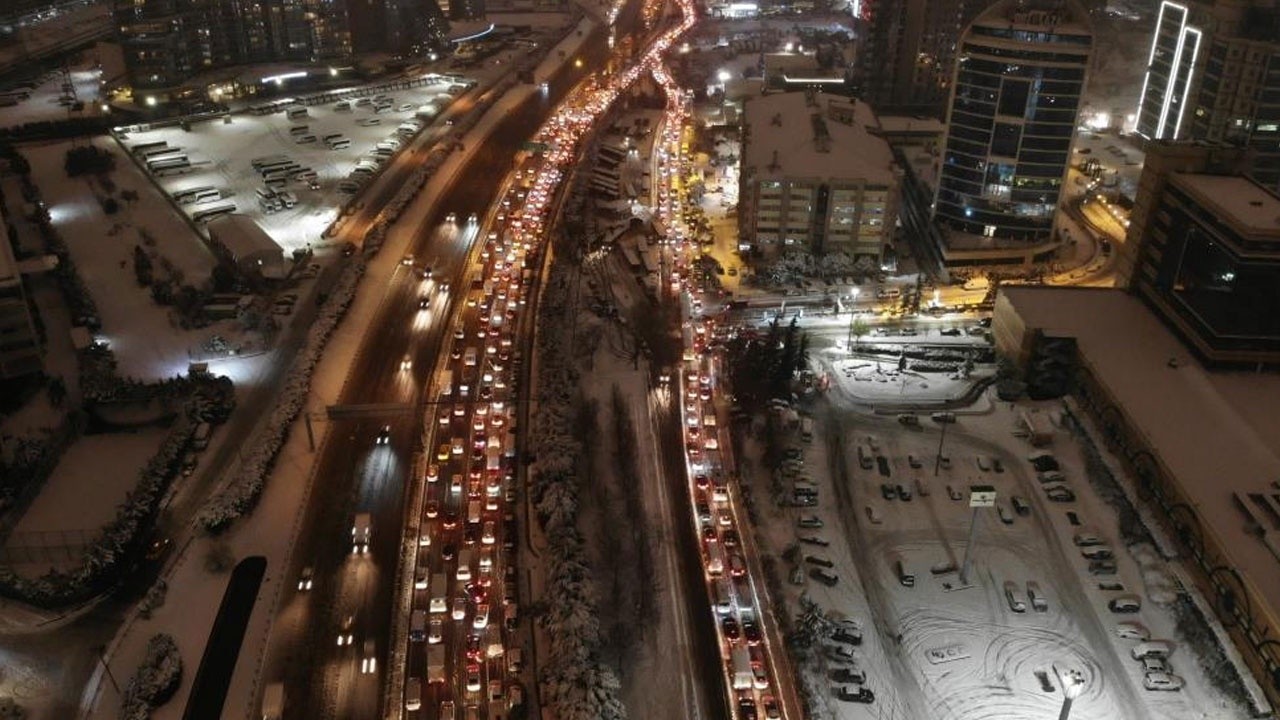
[1173,174,1280,241]
[207,214,284,260]
[742,93,897,186]
[998,286,1280,614]
[971,0,1092,41]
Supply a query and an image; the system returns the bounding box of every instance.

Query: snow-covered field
[0,63,107,129]
[744,387,1254,720]
[5,428,167,570]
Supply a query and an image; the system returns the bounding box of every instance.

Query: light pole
[1057,666,1085,720]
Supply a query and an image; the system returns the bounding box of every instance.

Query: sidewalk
[76,25,598,720]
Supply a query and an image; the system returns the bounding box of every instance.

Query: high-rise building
[1119,141,1280,365]
[854,0,994,116]
[0,206,42,380]
[931,0,1093,266]
[345,0,447,56]
[738,92,901,260]
[115,0,353,94]
[1134,1,1280,192]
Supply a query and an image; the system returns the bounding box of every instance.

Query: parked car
[798,515,824,529]
[1089,559,1118,575]
[1082,547,1115,561]
[810,569,839,587]
[1131,640,1175,660]
[805,555,834,569]
[1003,581,1026,613]
[1044,485,1076,502]
[1116,621,1150,641]
[1109,594,1142,613]
[831,667,866,684]
[835,686,875,703]
[1025,581,1048,612]
[1143,671,1184,691]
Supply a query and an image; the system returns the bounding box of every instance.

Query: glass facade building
[933,0,1092,248]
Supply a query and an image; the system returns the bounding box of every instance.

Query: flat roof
[999,286,1280,614]
[207,214,283,260]
[1173,174,1280,241]
[742,93,896,185]
[876,115,946,136]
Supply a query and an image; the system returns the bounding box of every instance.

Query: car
[832,667,866,684]
[751,661,769,690]
[992,458,1004,473]
[864,505,882,524]
[895,484,912,501]
[400,355,412,370]
[1142,656,1170,673]
[297,566,314,591]
[810,569,839,587]
[336,614,355,646]
[832,626,862,646]
[428,618,443,644]
[1044,485,1076,502]
[1108,594,1142,613]
[419,296,431,310]
[1073,532,1105,547]
[1131,640,1175,660]
[723,529,740,547]
[805,555,834,569]
[1089,559,1117,575]
[1116,621,1150,641]
[1035,669,1055,693]
[722,616,740,640]
[1143,671,1184,691]
[743,619,762,645]
[425,500,439,518]
[1004,581,1026,613]
[452,597,467,620]
[1029,453,1060,472]
[358,117,381,126]
[465,633,482,660]
[737,694,758,720]
[947,485,963,501]
[376,424,391,445]
[835,685,875,703]
[880,483,896,500]
[1026,581,1048,611]
[466,665,482,692]
[446,212,458,223]
[1038,470,1066,483]
[474,603,490,629]
[1082,546,1115,561]
[907,454,922,469]
[361,639,377,674]
[798,535,828,547]
[701,524,717,543]
[488,679,504,703]
[437,444,451,461]
[415,571,428,589]
[762,695,781,719]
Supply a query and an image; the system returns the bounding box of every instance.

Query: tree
[847,317,869,351]
[132,245,152,287]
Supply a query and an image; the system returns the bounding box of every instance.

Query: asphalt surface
[270,25,617,720]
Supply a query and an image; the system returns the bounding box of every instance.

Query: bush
[120,633,182,720]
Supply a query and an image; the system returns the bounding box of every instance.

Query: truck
[427,645,447,683]
[731,647,753,690]
[261,682,284,720]
[352,512,371,553]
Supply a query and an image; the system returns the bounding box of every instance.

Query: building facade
[1135,1,1280,192]
[932,0,1092,265]
[0,207,42,380]
[854,0,994,116]
[1120,142,1280,366]
[115,0,354,94]
[738,93,900,261]
[347,0,448,55]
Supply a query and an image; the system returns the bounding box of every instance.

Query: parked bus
[285,105,308,119]
[174,185,216,203]
[188,188,223,205]
[192,202,236,223]
[251,155,289,170]
[327,138,351,150]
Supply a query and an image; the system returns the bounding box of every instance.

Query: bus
[327,138,351,150]
[188,188,223,205]
[251,155,290,170]
[142,146,183,161]
[192,202,236,223]
[257,160,298,175]
[129,141,168,156]
[173,185,216,203]
[285,105,308,119]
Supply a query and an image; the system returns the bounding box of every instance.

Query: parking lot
[742,397,1253,720]
[114,76,471,254]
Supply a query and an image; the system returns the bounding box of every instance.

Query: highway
[264,25,610,719]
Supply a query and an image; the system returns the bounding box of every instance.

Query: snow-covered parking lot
[741,391,1256,720]
[115,77,470,254]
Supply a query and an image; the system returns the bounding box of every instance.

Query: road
[265,26,611,719]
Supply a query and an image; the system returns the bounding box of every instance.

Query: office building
[1119,142,1280,366]
[347,0,448,55]
[932,0,1093,266]
[0,207,42,380]
[854,0,994,116]
[1135,1,1280,192]
[115,0,353,95]
[992,285,1280,711]
[738,92,901,260]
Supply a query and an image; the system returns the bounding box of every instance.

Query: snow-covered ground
[119,78,464,255]
[743,385,1255,720]
[0,63,107,129]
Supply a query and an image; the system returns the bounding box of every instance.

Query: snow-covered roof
[1172,174,1280,241]
[207,214,284,262]
[998,287,1280,612]
[742,93,897,186]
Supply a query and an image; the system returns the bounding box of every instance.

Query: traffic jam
[401,209,534,718]
[652,48,790,720]
[399,0,704,713]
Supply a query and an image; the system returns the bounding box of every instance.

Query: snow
[741,380,1255,719]
[741,92,895,185]
[21,137,231,382]
[6,428,168,568]
[822,352,992,406]
[0,63,108,129]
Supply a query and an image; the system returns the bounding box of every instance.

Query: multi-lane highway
[263,27,611,720]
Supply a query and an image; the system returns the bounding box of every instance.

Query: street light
[1057,667,1086,720]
